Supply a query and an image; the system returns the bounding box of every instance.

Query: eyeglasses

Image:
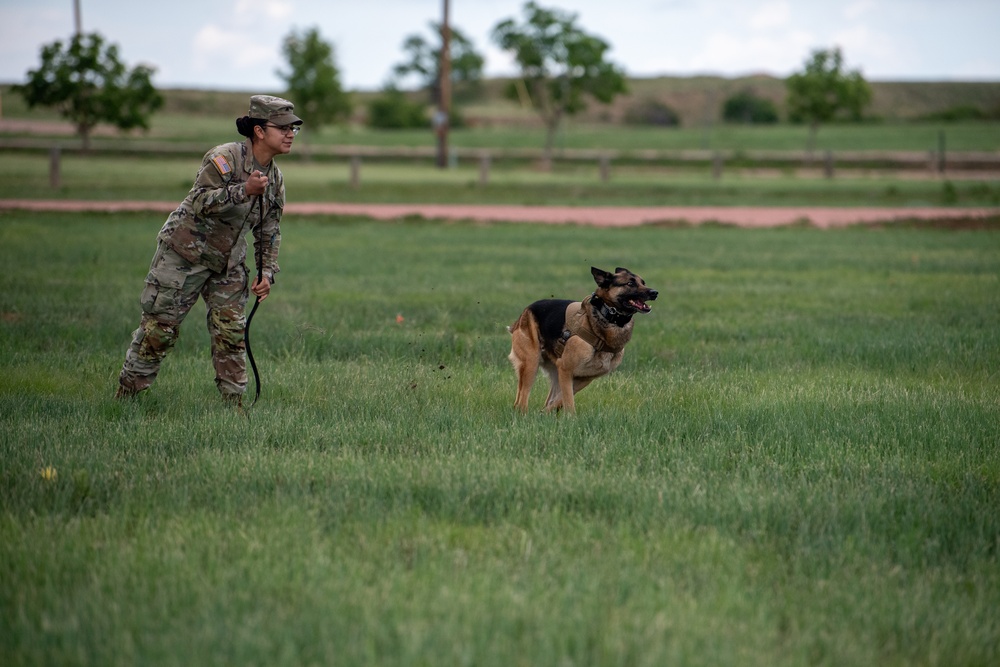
[264,123,301,135]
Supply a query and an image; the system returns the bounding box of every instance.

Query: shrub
[722,90,779,124]
[623,98,680,127]
[919,105,999,122]
[367,88,428,129]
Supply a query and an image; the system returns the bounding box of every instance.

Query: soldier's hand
[246,170,268,196]
[251,274,271,301]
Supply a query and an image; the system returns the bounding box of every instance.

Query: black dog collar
[590,293,633,327]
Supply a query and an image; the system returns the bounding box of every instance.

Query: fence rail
[4,137,999,179]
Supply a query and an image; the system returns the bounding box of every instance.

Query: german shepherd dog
[508,267,658,414]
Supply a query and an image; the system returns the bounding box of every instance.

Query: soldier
[115,95,302,406]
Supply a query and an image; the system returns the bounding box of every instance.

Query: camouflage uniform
[118,96,298,400]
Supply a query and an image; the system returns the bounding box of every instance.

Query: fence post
[824,150,834,179]
[49,146,61,189]
[937,130,946,174]
[479,152,491,186]
[712,151,723,180]
[599,154,610,183]
[350,155,361,189]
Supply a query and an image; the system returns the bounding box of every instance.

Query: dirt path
[1,199,997,228]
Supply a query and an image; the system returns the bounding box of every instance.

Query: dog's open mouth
[624,298,652,313]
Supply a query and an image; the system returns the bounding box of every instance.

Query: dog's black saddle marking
[527,299,574,344]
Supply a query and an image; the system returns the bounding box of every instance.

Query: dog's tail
[507,309,528,335]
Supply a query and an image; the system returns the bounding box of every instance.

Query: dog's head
[591,266,658,314]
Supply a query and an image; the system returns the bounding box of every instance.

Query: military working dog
[508,266,658,414]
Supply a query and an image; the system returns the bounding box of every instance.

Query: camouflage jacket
[158,138,283,280]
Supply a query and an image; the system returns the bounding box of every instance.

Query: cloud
[192,24,280,77]
[843,0,876,21]
[187,0,293,80]
[686,27,815,76]
[831,24,907,76]
[749,0,791,30]
[234,0,292,22]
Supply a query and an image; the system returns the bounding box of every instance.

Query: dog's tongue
[629,299,652,313]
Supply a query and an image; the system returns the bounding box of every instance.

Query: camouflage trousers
[118,242,249,397]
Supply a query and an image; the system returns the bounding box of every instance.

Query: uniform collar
[241,138,272,175]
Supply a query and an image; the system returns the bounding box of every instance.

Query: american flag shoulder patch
[210,154,232,175]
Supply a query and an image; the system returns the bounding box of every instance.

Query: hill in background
[463,76,1000,127]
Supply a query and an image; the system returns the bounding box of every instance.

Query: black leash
[244,194,265,407]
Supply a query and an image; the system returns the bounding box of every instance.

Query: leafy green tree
[786,47,871,152]
[277,27,352,136]
[492,1,627,166]
[392,22,485,104]
[14,32,162,152]
[367,87,428,129]
[722,89,779,124]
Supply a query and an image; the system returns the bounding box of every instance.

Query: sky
[1,0,999,92]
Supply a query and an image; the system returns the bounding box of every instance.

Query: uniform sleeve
[189,147,251,219]
[253,171,283,281]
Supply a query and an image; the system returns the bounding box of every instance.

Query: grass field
[1,211,998,666]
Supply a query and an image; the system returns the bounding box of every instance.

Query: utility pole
[74,0,82,35]
[435,0,451,169]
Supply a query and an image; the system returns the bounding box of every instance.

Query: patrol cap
[248,95,302,125]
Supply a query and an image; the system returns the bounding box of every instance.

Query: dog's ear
[615,267,630,274]
[591,266,613,287]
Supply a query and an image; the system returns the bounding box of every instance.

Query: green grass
[1,211,999,666]
[3,152,1000,207]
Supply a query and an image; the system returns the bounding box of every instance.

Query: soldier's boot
[222,393,245,415]
[114,384,139,400]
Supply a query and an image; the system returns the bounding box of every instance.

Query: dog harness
[556,295,629,356]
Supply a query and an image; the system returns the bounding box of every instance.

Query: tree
[14,32,162,152]
[392,22,485,104]
[786,47,871,152]
[492,1,627,166]
[277,27,352,137]
[722,89,779,124]
[367,87,428,129]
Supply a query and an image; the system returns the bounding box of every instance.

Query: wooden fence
[4,137,998,191]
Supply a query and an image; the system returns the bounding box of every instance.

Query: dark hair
[235,115,266,138]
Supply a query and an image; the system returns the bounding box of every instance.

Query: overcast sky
[2,0,998,92]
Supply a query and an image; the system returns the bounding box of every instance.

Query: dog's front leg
[554,364,577,414]
[542,365,563,412]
